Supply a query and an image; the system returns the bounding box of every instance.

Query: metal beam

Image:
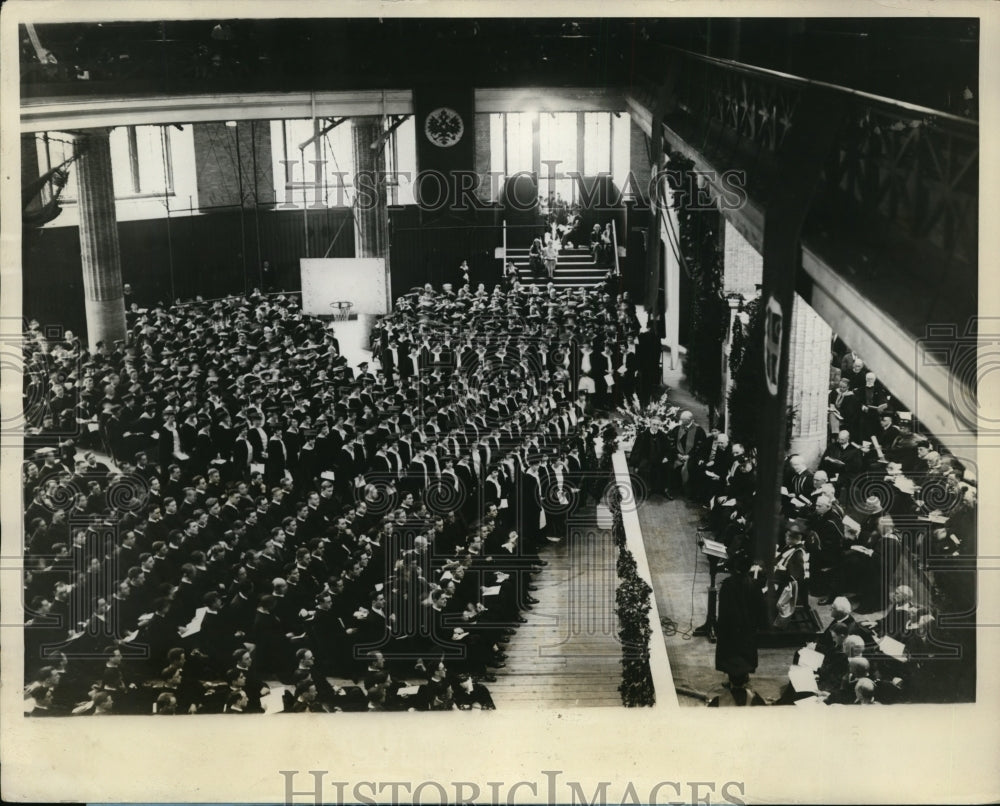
[475,87,624,113]
[21,87,626,133]
[20,90,414,132]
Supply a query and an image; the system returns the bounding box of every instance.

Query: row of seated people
[777,586,949,706]
[25,283,640,448]
[22,281,624,715]
[827,347,902,446]
[624,394,976,704]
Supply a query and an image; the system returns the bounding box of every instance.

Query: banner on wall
[412,87,476,213]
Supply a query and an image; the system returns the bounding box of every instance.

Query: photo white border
[2,1,998,803]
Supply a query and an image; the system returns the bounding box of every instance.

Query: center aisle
[486,510,623,709]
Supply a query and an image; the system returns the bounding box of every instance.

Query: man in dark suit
[669,410,706,499]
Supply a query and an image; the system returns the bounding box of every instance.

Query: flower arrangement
[613,391,680,451]
[607,484,656,707]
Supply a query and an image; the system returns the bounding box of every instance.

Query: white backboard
[299,257,388,316]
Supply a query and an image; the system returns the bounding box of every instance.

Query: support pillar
[73,128,126,352]
[786,294,833,467]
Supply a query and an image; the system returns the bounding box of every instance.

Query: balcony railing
[652,47,978,264]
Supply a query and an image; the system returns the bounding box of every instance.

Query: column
[73,128,126,352]
[786,294,833,467]
[351,116,388,259]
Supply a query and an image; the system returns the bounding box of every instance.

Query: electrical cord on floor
[660,538,700,639]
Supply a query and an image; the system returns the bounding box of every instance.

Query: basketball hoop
[330,301,353,321]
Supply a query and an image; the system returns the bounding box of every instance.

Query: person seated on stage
[559,213,581,247]
[816,596,873,653]
[667,410,706,500]
[781,454,814,517]
[858,372,891,440]
[589,224,602,262]
[828,377,859,438]
[629,419,670,498]
[528,237,545,280]
[771,520,811,622]
[690,430,732,504]
[863,585,934,676]
[824,656,872,705]
[854,677,881,705]
[815,622,852,692]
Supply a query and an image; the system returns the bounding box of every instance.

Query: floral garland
[608,485,656,707]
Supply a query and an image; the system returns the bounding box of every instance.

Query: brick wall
[722,220,762,297]
[787,293,833,466]
[193,120,274,210]
[629,118,651,203]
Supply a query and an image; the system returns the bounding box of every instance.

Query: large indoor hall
[14,15,979,717]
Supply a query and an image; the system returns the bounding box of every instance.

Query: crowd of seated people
[625,345,977,705]
[21,278,639,715]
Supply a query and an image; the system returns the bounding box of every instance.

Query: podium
[695,538,729,642]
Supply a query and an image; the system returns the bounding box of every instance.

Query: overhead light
[225,120,238,128]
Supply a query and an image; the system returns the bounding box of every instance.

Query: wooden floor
[487,513,624,709]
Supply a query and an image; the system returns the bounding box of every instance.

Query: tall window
[583,112,611,176]
[270,118,355,207]
[538,112,577,202]
[612,112,632,197]
[505,112,533,176]
[33,125,197,224]
[109,126,175,197]
[386,116,418,206]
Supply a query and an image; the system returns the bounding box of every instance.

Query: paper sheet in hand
[850,544,874,556]
[878,635,908,662]
[481,585,502,597]
[397,686,421,696]
[788,665,820,693]
[796,646,826,671]
[180,606,207,638]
